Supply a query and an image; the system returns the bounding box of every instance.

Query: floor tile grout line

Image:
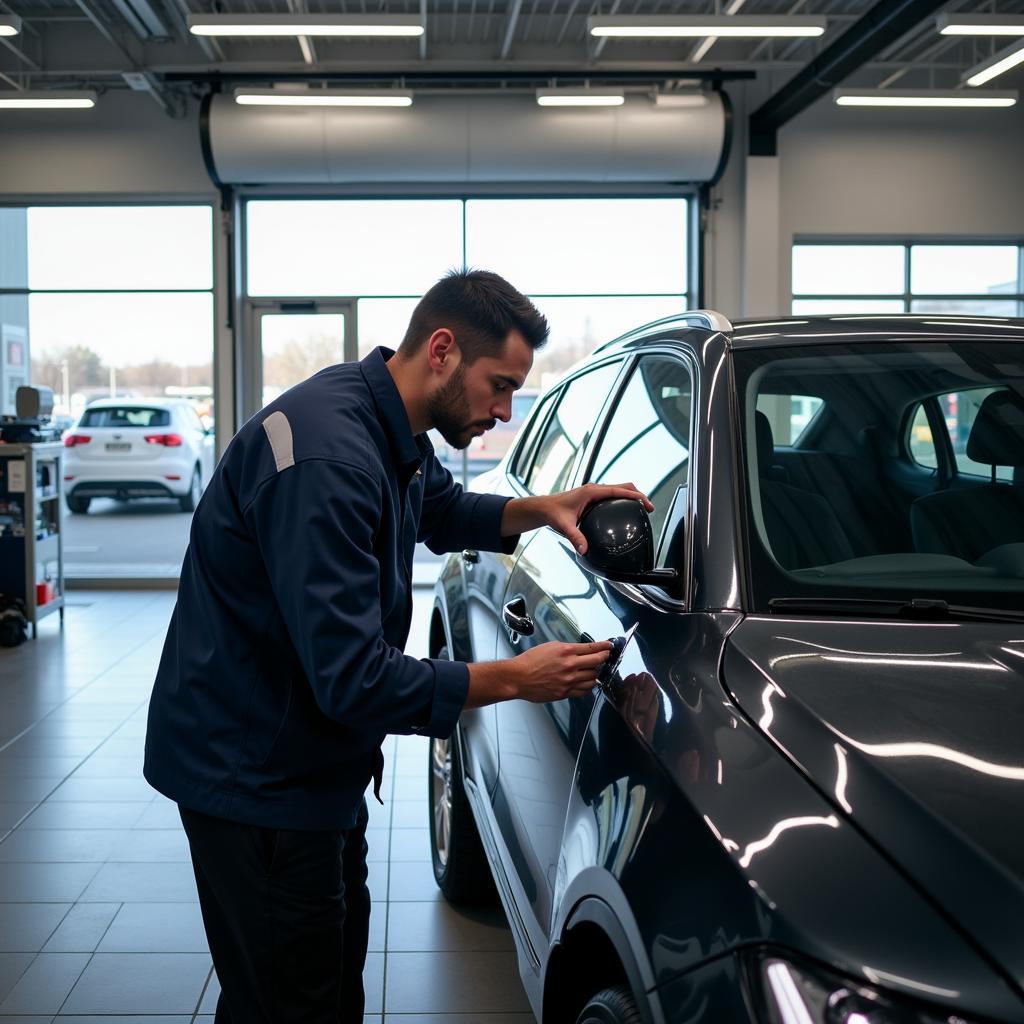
[192,963,216,1022]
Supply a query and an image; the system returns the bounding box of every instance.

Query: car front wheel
[576,986,642,1024]
[66,495,91,515]
[429,646,495,906]
[179,466,201,513]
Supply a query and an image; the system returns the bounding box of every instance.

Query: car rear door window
[587,354,693,565]
[908,387,1014,481]
[511,390,558,484]
[523,362,621,495]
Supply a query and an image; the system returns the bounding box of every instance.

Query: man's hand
[465,640,612,708]
[544,483,653,555]
[501,483,653,555]
[513,640,613,701]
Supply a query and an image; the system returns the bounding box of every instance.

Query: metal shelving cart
[0,441,65,638]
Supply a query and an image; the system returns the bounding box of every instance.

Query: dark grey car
[427,313,1024,1024]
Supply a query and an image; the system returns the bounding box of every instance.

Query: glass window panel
[792,245,905,296]
[358,297,420,359]
[0,208,29,288]
[525,362,621,495]
[260,313,345,407]
[529,295,685,390]
[910,246,1019,296]
[466,199,688,295]
[29,293,214,423]
[247,200,463,297]
[588,356,692,554]
[28,206,213,290]
[909,299,1019,316]
[791,299,906,315]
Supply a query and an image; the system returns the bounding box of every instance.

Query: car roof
[84,398,188,408]
[595,312,1024,355]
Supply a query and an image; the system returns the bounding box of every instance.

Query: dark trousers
[179,800,371,1023]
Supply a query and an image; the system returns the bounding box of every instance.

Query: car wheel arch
[543,890,665,1024]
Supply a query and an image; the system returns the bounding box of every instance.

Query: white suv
[63,399,215,515]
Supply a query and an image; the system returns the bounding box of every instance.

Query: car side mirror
[575,498,679,591]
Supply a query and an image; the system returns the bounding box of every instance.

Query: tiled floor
[0,589,533,1023]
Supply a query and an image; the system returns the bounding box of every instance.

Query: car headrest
[755,410,775,470]
[966,390,1024,467]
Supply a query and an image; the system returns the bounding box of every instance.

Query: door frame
[242,297,358,422]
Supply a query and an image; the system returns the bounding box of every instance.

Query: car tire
[575,986,643,1024]
[66,495,91,515]
[429,646,496,906]
[179,466,201,513]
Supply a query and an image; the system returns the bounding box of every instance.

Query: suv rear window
[80,407,171,428]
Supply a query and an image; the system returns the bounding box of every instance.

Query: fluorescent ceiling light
[588,15,826,38]
[188,14,424,37]
[0,15,21,36]
[937,15,1024,36]
[536,88,624,107]
[0,90,97,109]
[834,88,1017,108]
[964,40,1024,86]
[234,88,413,107]
[653,92,709,108]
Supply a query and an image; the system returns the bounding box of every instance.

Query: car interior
[739,342,1024,594]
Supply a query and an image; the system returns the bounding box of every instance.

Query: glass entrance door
[248,301,356,415]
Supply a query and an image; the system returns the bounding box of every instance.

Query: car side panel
[549,611,1021,1023]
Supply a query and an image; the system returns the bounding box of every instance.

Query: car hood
[725,616,1024,985]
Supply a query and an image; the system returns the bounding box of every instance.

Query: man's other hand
[513,640,614,701]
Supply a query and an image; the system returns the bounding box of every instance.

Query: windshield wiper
[768,596,1024,624]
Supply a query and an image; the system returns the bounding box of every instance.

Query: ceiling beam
[748,0,952,156]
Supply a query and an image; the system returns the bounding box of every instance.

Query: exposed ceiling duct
[201,90,730,186]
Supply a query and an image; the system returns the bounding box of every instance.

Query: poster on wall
[3,325,28,368]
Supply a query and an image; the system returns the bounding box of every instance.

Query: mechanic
[143,268,652,1023]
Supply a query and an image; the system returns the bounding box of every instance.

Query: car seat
[755,411,856,570]
[911,390,1024,562]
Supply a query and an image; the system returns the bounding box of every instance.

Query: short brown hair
[398,268,549,363]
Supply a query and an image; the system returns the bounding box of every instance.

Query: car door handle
[502,596,535,640]
[461,549,480,565]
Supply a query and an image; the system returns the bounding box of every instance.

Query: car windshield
[733,339,1024,612]
[80,407,171,428]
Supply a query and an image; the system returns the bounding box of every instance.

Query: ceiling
[1,0,1023,116]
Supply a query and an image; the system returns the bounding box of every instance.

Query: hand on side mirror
[575,498,679,592]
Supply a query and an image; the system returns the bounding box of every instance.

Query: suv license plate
[105,443,131,452]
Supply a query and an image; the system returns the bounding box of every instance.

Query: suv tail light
[64,434,92,447]
[144,433,184,447]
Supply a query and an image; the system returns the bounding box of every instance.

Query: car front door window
[587,354,694,569]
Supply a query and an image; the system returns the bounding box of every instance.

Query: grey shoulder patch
[262,411,295,472]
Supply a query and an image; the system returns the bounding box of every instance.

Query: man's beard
[427,363,495,449]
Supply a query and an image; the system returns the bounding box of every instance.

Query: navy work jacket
[144,347,516,829]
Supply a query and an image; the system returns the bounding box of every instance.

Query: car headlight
[750,953,974,1024]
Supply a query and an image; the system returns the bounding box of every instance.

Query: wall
[0,91,212,197]
[707,80,1024,317]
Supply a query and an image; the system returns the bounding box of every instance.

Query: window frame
[791,237,1024,315]
[580,343,699,611]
